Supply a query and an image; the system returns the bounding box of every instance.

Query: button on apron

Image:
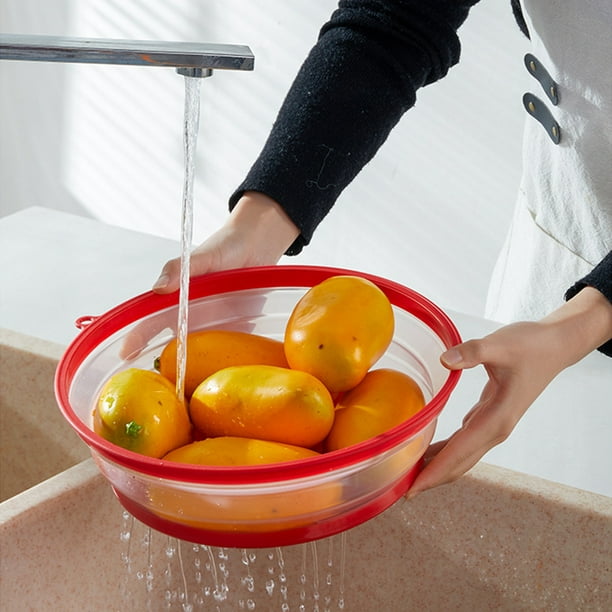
[522,92,561,143]
[524,53,560,105]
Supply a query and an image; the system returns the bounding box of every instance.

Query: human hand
[407,286,612,498]
[152,191,300,294]
[118,193,299,360]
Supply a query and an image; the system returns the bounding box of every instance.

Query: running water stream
[175,75,202,402]
[119,74,348,611]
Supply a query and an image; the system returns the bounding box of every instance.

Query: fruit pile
[93,275,425,465]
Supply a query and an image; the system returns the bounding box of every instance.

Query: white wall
[0,0,529,317]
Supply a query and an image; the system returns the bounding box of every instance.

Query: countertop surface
[1,207,610,497]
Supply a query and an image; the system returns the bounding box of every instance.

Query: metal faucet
[0,33,254,78]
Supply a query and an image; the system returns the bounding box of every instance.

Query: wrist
[228,192,301,262]
[542,287,612,368]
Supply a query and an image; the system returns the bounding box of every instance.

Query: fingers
[407,384,521,499]
[407,415,504,499]
[407,435,481,497]
[118,309,177,360]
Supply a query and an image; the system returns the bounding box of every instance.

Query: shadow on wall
[0,0,529,317]
[0,0,86,218]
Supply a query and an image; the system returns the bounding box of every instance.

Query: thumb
[440,338,488,370]
[152,257,181,294]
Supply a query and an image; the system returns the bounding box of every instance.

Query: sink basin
[1,325,610,610]
[0,329,89,501]
[1,457,609,610]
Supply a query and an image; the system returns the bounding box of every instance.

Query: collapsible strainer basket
[55,266,461,547]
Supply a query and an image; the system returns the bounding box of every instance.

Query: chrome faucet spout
[0,34,254,76]
[176,67,213,79]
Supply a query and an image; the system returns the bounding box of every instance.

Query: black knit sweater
[229,0,612,355]
[566,252,612,356]
[230,0,480,252]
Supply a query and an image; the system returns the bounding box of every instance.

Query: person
[153,1,612,497]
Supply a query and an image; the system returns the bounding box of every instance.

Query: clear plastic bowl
[55,266,461,547]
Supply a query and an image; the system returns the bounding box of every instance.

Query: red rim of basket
[55,265,462,485]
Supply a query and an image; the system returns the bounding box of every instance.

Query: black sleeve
[229,0,480,255]
[565,250,612,357]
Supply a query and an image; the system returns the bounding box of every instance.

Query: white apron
[485,0,612,323]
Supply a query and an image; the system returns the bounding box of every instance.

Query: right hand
[152,191,300,294]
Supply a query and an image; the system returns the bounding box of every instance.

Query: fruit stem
[125,421,143,438]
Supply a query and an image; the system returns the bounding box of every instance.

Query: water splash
[120,532,352,609]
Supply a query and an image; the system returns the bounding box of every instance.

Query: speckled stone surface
[0,328,89,501]
[1,459,610,611]
[1,329,611,610]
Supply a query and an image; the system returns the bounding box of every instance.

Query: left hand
[406,286,612,498]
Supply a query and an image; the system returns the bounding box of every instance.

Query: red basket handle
[75,315,99,330]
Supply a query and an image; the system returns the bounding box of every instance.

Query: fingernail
[441,347,462,366]
[153,274,169,290]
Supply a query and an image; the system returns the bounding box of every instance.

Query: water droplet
[213,584,228,602]
[246,599,256,610]
[265,579,275,596]
[241,549,250,566]
[241,576,255,592]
